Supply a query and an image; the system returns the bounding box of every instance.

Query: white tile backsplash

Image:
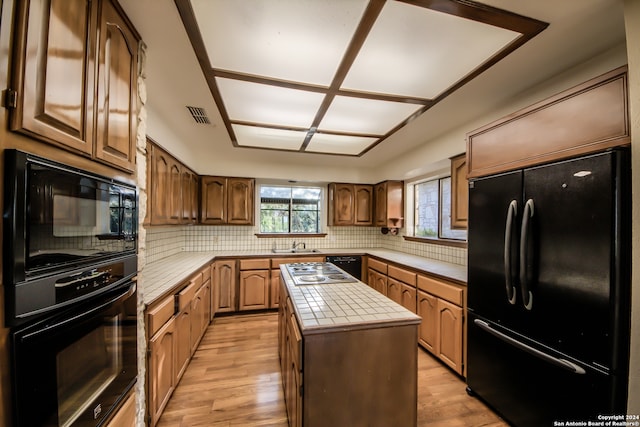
[145,224,467,266]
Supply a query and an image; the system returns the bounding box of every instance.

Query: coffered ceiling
[118,0,627,178]
[175,0,547,156]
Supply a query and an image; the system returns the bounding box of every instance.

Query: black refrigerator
[466,149,631,426]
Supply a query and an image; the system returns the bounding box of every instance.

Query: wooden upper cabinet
[168,161,182,224]
[466,66,630,179]
[374,181,404,228]
[450,153,468,229]
[201,176,254,225]
[94,0,138,172]
[354,185,373,225]
[227,178,254,225]
[10,0,95,155]
[328,183,373,226]
[10,0,139,173]
[179,167,198,224]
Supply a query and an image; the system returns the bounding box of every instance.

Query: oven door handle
[20,282,136,341]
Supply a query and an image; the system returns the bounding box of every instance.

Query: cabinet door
[105,389,136,427]
[174,309,190,383]
[148,318,175,427]
[214,260,236,312]
[386,278,402,305]
[181,167,193,223]
[331,183,355,225]
[400,284,417,314]
[450,153,468,229]
[354,184,373,225]
[270,269,281,309]
[94,0,138,172]
[151,146,170,224]
[437,299,463,374]
[201,177,227,224]
[10,0,95,155]
[168,160,182,224]
[227,178,254,225]
[374,182,387,226]
[417,290,438,353]
[370,269,387,296]
[190,284,206,353]
[190,172,199,223]
[239,270,269,310]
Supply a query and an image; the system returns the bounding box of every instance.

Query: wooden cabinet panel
[467,66,629,178]
[387,265,416,286]
[10,0,139,173]
[105,389,136,427]
[270,269,281,308]
[201,177,254,225]
[354,185,373,225]
[450,153,468,229]
[374,180,404,228]
[200,176,226,224]
[367,268,387,296]
[239,258,271,270]
[10,0,95,155]
[94,0,138,172]
[417,275,464,306]
[328,183,373,226]
[174,309,191,383]
[148,317,175,427]
[367,258,387,275]
[181,166,198,224]
[386,278,402,305]
[227,178,254,224]
[146,295,175,339]
[417,290,438,353]
[190,282,207,353]
[239,270,269,310]
[400,284,417,314]
[437,299,463,374]
[150,145,171,224]
[213,260,237,313]
[168,161,182,224]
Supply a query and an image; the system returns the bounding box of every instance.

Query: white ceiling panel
[233,125,307,150]
[192,0,369,85]
[342,1,521,99]
[216,78,325,127]
[320,95,421,134]
[306,133,378,155]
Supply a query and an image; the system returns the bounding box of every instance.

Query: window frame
[256,183,326,237]
[405,174,467,247]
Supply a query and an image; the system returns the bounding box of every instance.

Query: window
[414,177,467,241]
[260,185,322,233]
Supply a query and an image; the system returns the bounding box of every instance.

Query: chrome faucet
[292,241,306,250]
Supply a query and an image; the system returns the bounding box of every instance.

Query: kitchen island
[278,263,421,427]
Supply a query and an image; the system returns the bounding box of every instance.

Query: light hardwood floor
[157,312,507,427]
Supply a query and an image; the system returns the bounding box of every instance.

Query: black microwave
[3,150,138,325]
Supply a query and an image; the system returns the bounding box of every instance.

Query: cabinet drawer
[387,265,416,286]
[176,280,198,312]
[417,275,463,306]
[239,258,271,270]
[147,295,175,338]
[367,258,387,274]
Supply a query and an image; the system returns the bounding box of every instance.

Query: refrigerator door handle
[504,200,518,305]
[474,319,586,375]
[519,199,535,310]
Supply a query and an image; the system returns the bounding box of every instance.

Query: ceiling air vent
[186,106,211,124]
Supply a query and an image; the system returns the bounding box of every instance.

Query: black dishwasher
[326,256,362,280]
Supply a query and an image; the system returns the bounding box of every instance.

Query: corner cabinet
[328,183,373,226]
[201,176,255,225]
[9,0,139,173]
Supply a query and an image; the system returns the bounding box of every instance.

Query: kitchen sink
[271,248,321,254]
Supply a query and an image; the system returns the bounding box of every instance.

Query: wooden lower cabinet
[400,283,417,313]
[417,274,465,376]
[270,269,281,308]
[367,268,387,295]
[148,316,176,427]
[386,277,402,304]
[105,389,136,427]
[213,260,237,313]
[239,270,270,310]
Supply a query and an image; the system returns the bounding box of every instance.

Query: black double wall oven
[3,150,138,427]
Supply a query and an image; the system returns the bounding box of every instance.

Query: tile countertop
[142,251,217,305]
[141,248,466,306]
[280,265,421,335]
